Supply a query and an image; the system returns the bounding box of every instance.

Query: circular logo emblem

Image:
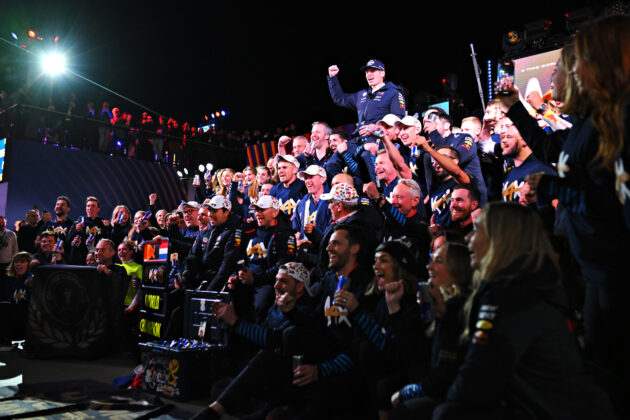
[42,270,90,327]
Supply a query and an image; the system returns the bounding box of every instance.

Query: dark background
[0,1,608,131]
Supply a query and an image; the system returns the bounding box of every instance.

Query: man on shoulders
[328,59,406,137]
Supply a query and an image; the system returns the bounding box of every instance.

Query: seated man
[192,225,375,420]
[308,182,380,276]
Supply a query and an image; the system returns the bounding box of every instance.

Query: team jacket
[66,217,112,265]
[447,260,611,418]
[39,218,74,240]
[201,215,241,291]
[284,265,376,378]
[427,131,488,206]
[328,76,406,126]
[231,293,318,351]
[292,190,332,240]
[240,214,296,288]
[502,154,556,202]
[536,115,630,285]
[270,178,307,217]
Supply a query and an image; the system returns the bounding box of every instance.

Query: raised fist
[328,65,339,77]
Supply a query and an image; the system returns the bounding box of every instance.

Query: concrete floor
[0,346,215,418]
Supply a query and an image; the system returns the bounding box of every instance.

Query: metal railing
[0,104,245,171]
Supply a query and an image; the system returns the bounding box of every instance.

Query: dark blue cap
[360,59,385,72]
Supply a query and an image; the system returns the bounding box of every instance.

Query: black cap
[376,240,418,274]
[360,59,385,72]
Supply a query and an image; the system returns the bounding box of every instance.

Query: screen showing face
[513,48,561,109]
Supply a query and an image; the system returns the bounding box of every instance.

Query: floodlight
[206,163,213,171]
[198,164,205,172]
[41,52,66,75]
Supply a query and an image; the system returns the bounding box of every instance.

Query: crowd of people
[0,14,628,420]
[0,87,302,164]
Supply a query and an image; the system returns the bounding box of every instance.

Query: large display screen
[513,48,562,110]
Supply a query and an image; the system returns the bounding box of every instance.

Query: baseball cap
[397,116,422,131]
[249,195,280,211]
[376,240,418,274]
[297,165,327,180]
[360,59,385,72]
[320,183,359,202]
[278,262,313,296]
[377,114,401,127]
[274,154,300,170]
[207,195,231,212]
[177,201,200,211]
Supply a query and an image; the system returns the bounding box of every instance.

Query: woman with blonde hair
[110,205,132,246]
[532,17,630,409]
[213,168,235,197]
[432,202,613,420]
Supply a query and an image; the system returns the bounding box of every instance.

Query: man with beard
[448,184,480,242]
[191,262,317,420]
[414,133,473,229]
[39,196,73,241]
[423,109,487,206]
[498,117,556,202]
[269,154,306,217]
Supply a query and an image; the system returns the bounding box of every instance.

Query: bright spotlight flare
[41,52,67,75]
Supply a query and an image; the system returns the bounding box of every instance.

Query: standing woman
[533,15,630,411]
[0,252,34,348]
[434,202,613,420]
[109,205,132,246]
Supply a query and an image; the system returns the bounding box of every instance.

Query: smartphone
[496,60,515,95]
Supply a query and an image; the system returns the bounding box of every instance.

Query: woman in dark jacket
[389,242,473,420]
[335,240,430,419]
[434,202,614,420]
[0,251,34,347]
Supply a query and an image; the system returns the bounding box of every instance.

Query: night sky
[0,0,603,132]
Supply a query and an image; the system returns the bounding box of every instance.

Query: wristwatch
[536,103,548,114]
